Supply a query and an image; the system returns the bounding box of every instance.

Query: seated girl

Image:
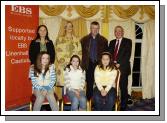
[93,52,118,111]
[64,55,87,111]
[30,51,59,111]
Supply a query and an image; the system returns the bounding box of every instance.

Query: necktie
[113,40,119,61]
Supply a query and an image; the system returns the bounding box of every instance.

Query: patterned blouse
[54,35,82,86]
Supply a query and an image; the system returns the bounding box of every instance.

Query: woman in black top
[29,25,55,64]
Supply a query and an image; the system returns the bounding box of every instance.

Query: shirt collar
[89,33,100,39]
[116,37,122,42]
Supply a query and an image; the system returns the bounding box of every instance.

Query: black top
[108,37,132,75]
[29,39,55,64]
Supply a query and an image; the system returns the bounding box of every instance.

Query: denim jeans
[33,89,59,111]
[67,90,87,111]
[93,87,116,111]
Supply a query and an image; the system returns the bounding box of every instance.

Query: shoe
[127,94,133,105]
[127,99,133,105]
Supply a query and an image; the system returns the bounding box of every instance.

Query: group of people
[29,21,132,111]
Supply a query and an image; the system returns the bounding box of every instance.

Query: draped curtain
[40,5,66,16]
[141,20,155,99]
[112,5,154,20]
[112,5,140,19]
[39,17,62,44]
[40,5,155,20]
[73,5,100,18]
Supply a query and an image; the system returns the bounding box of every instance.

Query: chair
[60,84,90,111]
[29,87,59,111]
[114,69,121,111]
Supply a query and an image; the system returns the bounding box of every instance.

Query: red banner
[5,5,39,110]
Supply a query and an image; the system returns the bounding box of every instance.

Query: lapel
[87,34,92,52]
[36,42,40,50]
[110,39,116,53]
[117,38,126,59]
[96,34,100,52]
[113,39,117,49]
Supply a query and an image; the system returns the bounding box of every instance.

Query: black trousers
[119,72,129,109]
[86,60,97,100]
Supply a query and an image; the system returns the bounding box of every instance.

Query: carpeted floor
[14,98,155,111]
[126,98,155,111]
[10,91,155,111]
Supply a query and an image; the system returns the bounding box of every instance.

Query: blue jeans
[33,89,59,111]
[67,90,87,111]
[93,87,116,111]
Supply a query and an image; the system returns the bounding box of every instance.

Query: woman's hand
[101,89,107,96]
[74,89,80,99]
[116,63,120,68]
[41,90,47,96]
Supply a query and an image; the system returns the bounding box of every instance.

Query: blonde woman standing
[55,21,82,86]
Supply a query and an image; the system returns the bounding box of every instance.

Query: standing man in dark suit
[80,21,108,101]
[108,26,132,111]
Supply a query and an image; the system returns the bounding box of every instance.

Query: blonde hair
[62,21,75,37]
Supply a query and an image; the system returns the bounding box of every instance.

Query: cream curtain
[109,19,136,95]
[141,20,155,99]
[39,17,62,44]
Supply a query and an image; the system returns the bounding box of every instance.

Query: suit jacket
[108,37,132,75]
[80,33,108,70]
[29,39,55,64]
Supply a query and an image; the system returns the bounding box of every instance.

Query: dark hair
[98,52,116,71]
[34,51,51,77]
[91,21,100,26]
[34,25,50,41]
[64,55,83,72]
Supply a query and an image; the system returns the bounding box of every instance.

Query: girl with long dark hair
[30,51,58,111]
[93,52,118,111]
[64,55,86,111]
